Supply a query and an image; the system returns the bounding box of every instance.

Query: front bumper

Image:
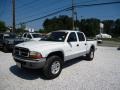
[13,56,46,69]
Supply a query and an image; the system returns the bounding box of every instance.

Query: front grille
[14,47,29,57]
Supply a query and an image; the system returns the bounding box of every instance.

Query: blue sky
[0,0,120,30]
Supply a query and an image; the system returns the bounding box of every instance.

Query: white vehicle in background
[22,33,42,41]
[97,39,103,44]
[96,33,112,39]
[13,30,97,79]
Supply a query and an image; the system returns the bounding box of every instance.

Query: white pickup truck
[13,30,97,79]
[22,32,42,41]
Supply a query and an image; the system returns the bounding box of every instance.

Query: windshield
[42,32,68,42]
[32,34,41,38]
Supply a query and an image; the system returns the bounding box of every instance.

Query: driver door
[65,32,80,60]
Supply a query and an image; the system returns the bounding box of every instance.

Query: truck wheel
[43,56,63,79]
[86,49,94,61]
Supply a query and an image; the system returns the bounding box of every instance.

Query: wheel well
[47,51,64,61]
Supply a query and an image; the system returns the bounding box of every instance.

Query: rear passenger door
[77,32,87,55]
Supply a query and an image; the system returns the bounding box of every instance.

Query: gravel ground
[0,46,120,90]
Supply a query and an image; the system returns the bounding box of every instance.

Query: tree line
[0,21,6,32]
[0,15,120,37]
[42,15,120,37]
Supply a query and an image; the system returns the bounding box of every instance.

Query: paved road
[0,46,120,90]
[98,40,120,47]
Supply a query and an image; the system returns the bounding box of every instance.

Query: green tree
[15,28,28,34]
[38,29,46,33]
[42,15,120,37]
[0,21,6,32]
[102,19,120,37]
[15,23,28,34]
[114,19,120,37]
[102,20,114,35]
[79,18,100,37]
[43,15,73,32]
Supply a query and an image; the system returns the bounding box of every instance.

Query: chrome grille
[14,47,29,57]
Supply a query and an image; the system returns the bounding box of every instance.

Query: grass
[101,38,120,42]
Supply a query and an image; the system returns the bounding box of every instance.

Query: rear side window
[77,32,85,41]
[67,32,77,42]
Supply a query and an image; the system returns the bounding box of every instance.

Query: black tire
[43,56,63,79]
[86,49,94,61]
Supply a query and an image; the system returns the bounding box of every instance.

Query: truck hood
[5,38,24,41]
[16,41,64,51]
[4,38,24,44]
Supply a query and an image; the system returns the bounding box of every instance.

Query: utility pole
[72,0,75,30]
[72,0,77,30]
[75,11,78,30]
[12,0,15,32]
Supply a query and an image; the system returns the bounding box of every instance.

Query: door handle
[77,44,79,46]
[85,43,87,45]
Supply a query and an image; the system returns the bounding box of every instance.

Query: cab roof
[54,30,81,33]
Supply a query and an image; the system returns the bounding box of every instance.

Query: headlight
[29,51,43,59]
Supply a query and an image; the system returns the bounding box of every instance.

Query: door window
[67,32,77,42]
